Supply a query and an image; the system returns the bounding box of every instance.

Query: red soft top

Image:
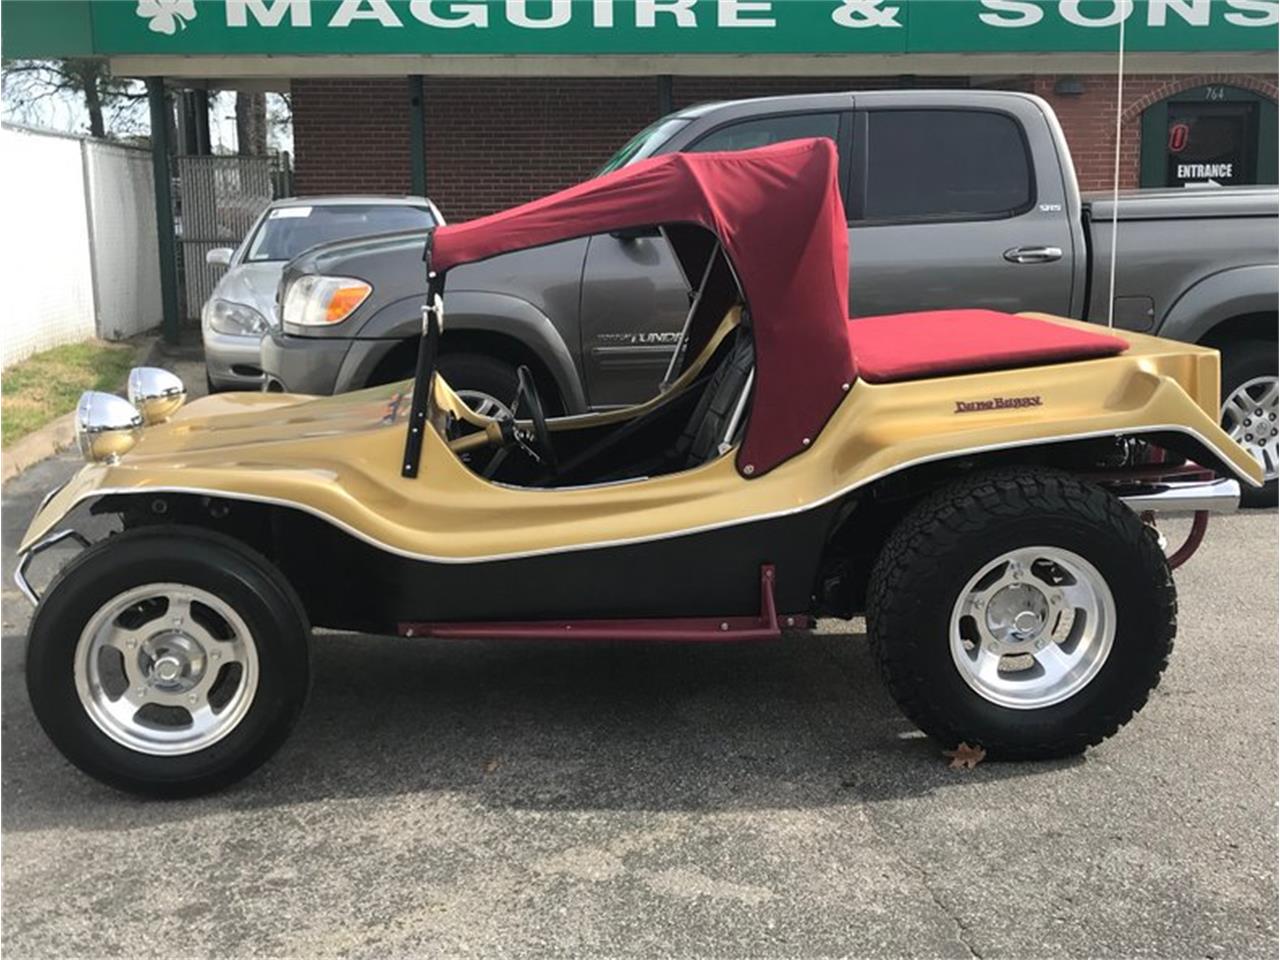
[433,138,855,477]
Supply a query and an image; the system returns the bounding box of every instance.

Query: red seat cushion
[848,309,1128,384]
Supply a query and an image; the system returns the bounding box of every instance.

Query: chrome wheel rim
[455,389,512,420]
[74,583,259,756]
[1221,375,1279,482]
[949,546,1115,710]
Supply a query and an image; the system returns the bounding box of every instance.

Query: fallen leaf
[485,759,500,774]
[944,742,986,770]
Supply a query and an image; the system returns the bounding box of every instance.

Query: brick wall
[292,73,1277,218]
[671,74,968,109]
[422,78,658,222]
[293,78,413,196]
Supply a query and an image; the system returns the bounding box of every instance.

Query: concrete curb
[1,411,77,484]
[1,338,159,486]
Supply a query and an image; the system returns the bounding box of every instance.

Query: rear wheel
[867,468,1175,759]
[1219,339,1278,507]
[26,527,309,796]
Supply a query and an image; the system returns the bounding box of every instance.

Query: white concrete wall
[84,141,163,340]
[0,126,163,368]
[0,127,96,367]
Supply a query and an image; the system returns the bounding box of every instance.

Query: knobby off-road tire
[26,526,310,797]
[867,468,1176,759]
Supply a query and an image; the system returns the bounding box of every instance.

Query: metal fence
[176,155,275,319]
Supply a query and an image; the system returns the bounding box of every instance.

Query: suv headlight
[206,299,268,336]
[282,275,372,327]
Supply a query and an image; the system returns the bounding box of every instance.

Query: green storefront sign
[5,0,1278,59]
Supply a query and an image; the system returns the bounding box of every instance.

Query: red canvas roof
[433,138,855,477]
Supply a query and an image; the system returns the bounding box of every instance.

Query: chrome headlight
[282,275,372,327]
[127,367,186,425]
[206,299,268,336]
[75,392,143,464]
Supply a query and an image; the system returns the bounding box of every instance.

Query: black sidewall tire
[1219,340,1278,508]
[436,353,522,412]
[26,527,309,797]
[869,471,1175,759]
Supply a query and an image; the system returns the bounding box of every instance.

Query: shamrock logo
[136,0,197,35]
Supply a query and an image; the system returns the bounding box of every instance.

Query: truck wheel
[25,526,309,797]
[1219,340,1277,507]
[867,468,1175,760]
[437,353,521,419]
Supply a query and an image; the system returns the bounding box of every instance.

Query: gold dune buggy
[17,140,1261,795]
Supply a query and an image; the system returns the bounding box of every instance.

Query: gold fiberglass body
[19,316,1259,567]
[15,140,1262,796]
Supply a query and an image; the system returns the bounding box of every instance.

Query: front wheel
[867,468,1175,759]
[26,526,310,796]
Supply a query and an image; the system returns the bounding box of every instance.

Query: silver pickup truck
[262,90,1279,502]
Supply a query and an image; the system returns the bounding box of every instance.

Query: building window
[1140,85,1278,188]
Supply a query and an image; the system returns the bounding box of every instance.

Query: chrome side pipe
[1112,477,1240,571]
[1116,477,1241,515]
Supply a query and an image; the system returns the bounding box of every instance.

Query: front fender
[351,290,588,413]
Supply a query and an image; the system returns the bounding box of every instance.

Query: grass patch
[2,340,137,448]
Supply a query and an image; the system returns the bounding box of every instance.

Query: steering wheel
[483,366,557,480]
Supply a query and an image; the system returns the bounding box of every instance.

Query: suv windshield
[246,203,436,262]
[596,116,690,175]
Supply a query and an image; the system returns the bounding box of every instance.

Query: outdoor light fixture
[1055,77,1086,96]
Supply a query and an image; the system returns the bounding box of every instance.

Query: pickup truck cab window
[859,109,1035,223]
[687,112,841,154]
[597,117,691,175]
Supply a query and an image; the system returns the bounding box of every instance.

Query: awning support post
[147,78,181,345]
[409,76,427,196]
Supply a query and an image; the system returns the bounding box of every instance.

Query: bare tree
[268,91,292,149]
[235,90,268,156]
[1,58,146,139]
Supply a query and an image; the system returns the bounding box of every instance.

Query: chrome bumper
[1117,477,1240,515]
[13,529,90,606]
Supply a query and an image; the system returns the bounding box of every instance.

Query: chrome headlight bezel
[127,367,187,425]
[75,391,143,464]
[205,298,268,337]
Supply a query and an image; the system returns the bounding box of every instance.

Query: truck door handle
[1004,245,1064,264]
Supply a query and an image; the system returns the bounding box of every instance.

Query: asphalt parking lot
[2,449,1276,959]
